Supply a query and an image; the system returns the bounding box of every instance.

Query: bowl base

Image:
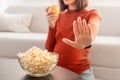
[27,72,50,77]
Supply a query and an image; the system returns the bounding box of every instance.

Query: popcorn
[17,47,58,75]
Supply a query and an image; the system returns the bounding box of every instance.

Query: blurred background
[0,0,120,36]
[0,0,120,80]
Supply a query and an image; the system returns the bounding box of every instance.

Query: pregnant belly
[53,42,89,65]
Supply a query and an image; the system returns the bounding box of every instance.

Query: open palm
[63,17,94,49]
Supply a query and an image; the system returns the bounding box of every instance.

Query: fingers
[73,17,87,41]
[46,6,53,15]
[77,17,92,36]
[82,19,87,34]
[76,17,87,35]
[62,38,75,48]
[73,21,79,39]
[77,17,82,34]
[62,38,85,49]
[46,7,49,12]
[46,7,59,28]
[47,14,59,21]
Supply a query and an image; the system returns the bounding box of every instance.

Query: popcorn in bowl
[17,47,58,77]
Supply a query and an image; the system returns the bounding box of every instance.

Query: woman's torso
[53,9,92,74]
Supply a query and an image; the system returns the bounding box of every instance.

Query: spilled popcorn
[17,47,58,75]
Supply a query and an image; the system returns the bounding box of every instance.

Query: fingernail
[73,21,76,25]
[62,38,65,41]
[78,17,81,19]
[62,38,66,43]
[73,20,76,23]
[83,19,86,21]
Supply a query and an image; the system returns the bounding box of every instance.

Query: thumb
[46,7,50,12]
[62,38,75,47]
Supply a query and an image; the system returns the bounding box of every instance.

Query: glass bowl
[18,52,58,77]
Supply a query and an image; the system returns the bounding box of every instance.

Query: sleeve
[88,9,102,40]
[45,27,56,52]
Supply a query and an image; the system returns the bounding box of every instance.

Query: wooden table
[0,57,83,80]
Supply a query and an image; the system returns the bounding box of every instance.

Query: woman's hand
[63,17,94,49]
[46,7,59,28]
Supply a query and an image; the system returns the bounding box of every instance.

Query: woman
[45,0,101,80]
